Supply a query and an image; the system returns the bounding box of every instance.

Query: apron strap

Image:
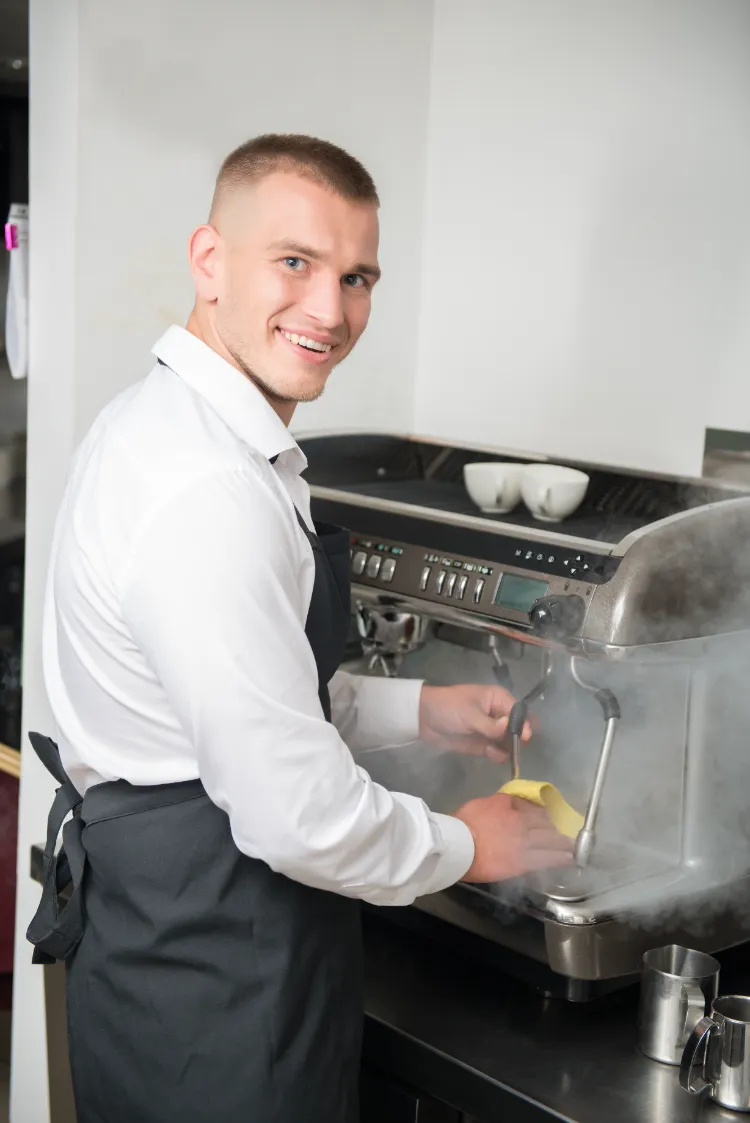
[26,733,87,964]
[28,730,72,787]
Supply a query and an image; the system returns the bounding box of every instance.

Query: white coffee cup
[520,464,589,522]
[463,462,525,514]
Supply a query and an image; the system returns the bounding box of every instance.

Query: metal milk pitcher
[680,994,750,1112]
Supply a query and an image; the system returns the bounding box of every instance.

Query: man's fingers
[471,712,510,740]
[523,848,575,871]
[510,798,550,824]
[452,735,509,758]
[486,686,515,716]
[526,827,575,852]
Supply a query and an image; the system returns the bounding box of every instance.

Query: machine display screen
[494,574,549,614]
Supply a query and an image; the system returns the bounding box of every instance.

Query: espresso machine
[301,432,750,1000]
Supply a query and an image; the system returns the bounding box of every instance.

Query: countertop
[30,845,750,1123]
[362,910,750,1123]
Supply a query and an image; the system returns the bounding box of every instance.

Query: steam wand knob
[529,595,586,639]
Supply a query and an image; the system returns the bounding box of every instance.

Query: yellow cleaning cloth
[499,779,584,839]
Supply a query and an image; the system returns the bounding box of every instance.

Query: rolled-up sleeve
[120,466,474,905]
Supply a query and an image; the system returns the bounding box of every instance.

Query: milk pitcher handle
[680,1014,718,1096]
[683,981,708,1039]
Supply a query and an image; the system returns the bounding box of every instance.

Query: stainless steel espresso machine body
[300,432,750,1000]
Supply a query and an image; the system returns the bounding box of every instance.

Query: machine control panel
[508,546,600,578]
[349,534,598,630]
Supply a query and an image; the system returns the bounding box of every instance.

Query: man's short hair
[211,134,379,215]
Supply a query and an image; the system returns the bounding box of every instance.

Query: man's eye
[283,257,306,271]
[343,274,366,289]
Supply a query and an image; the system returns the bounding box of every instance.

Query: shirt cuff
[352,675,423,748]
[416,812,475,897]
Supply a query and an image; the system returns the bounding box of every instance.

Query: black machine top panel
[310,493,618,585]
[299,433,743,546]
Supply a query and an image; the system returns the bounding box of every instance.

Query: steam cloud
[353,620,750,940]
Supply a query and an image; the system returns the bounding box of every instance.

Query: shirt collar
[151,325,307,471]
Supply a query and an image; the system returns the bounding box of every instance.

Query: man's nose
[302,273,345,330]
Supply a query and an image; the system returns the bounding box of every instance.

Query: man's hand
[418,683,532,762]
[454,792,574,882]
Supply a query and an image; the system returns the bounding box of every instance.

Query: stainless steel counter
[362,910,750,1122]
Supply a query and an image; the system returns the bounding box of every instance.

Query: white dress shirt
[43,326,474,906]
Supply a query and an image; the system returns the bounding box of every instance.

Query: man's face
[196,172,380,405]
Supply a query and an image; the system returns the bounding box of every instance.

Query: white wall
[416,0,750,475]
[72,0,432,439]
[14,1,433,1119]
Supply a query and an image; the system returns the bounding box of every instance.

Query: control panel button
[456,575,469,600]
[446,572,458,597]
[473,578,485,604]
[436,570,447,594]
[352,550,367,575]
[420,565,431,591]
[366,555,382,579]
[380,558,397,583]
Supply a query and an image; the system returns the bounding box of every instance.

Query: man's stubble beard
[228,343,327,406]
[217,304,329,407]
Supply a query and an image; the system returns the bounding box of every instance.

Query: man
[29,135,572,1123]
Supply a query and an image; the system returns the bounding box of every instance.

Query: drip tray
[526,847,670,904]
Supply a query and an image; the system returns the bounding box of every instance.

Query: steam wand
[488,636,514,692]
[569,658,621,867]
[366,652,401,678]
[507,651,554,781]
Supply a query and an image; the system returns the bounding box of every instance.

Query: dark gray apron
[27,509,361,1123]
